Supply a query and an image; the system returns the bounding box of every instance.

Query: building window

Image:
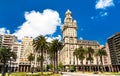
[86,61,88,64]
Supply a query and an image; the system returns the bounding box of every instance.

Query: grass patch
[0,72,60,76]
[103,72,120,75]
[51,74,61,76]
[10,72,27,76]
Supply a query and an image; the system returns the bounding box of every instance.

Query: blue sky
[0,0,120,45]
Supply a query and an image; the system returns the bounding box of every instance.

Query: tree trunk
[81,60,84,73]
[73,56,75,65]
[53,51,55,73]
[34,52,37,71]
[30,61,32,73]
[96,57,99,72]
[100,56,103,72]
[77,58,78,66]
[2,62,6,76]
[90,60,92,72]
[56,50,58,73]
[41,49,43,75]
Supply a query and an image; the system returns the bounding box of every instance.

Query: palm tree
[33,35,48,75]
[37,55,42,64]
[73,48,79,66]
[58,62,64,71]
[78,46,86,73]
[96,49,107,72]
[73,48,79,71]
[37,55,44,70]
[95,50,99,72]
[48,45,54,71]
[50,39,62,73]
[27,53,35,72]
[86,47,94,72]
[0,47,17,76]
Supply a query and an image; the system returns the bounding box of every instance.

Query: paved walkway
[61,72,119,76]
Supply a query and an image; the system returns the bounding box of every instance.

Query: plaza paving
[62,72,120,76]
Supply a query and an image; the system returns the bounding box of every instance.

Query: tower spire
[65,9,71,15]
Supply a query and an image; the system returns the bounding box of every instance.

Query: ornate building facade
[59,10,112,71]
[18,36,48,72]
[19,36,34,72]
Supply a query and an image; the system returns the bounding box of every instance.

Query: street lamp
[8,56,13,76]
[31,63,34,73]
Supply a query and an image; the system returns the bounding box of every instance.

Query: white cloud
[80,28,84,31]
[90,11,108,20]
[47,35,62,42]
[13,9,61,40]
[0,27,10,35]
[100,12,108,16]
[96,0,114,9]
[91,16,94,20]
[80,37,83,40]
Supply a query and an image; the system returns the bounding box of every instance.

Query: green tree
[96,49,107,72]
[47,64,53,71]
[50,39,62,73]
[78,46,86,73]
[37,55,42,63]
[37,55,44,71]
[27,53,35,72]
[69,65,75,72]
[58,62,64,71]
[33,35,48,75]
[95,50,100,72]
[73,48,79,66]
[86,47,94,72]
[0,47,17,76]
[48,44,54,71]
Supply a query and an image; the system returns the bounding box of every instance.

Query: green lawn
[0,72,61,76]
[103,72,120,75]
[1,72,120,76]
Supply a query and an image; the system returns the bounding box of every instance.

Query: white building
[0,34,20,72]
[19,36,34,72]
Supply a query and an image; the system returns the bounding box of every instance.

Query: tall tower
[61,10,77,65]
[62,9,77,44]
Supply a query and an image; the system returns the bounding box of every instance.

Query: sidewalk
[62,72,119,76]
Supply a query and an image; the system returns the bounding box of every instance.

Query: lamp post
[31,63,34,73]
[8,57,13,76]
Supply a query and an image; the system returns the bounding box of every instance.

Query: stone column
[21,66,22,72]
[14,67,15,72]
[110,65,113,72]
[17,66,19,72]
[117,66,119,72]
[76,66,79,72]
[66,66,69,72]
[95,66,96,72]
[24,66,26,72]
[26,66,28,72]
[108,66,111,72]
[103,66,106,72]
